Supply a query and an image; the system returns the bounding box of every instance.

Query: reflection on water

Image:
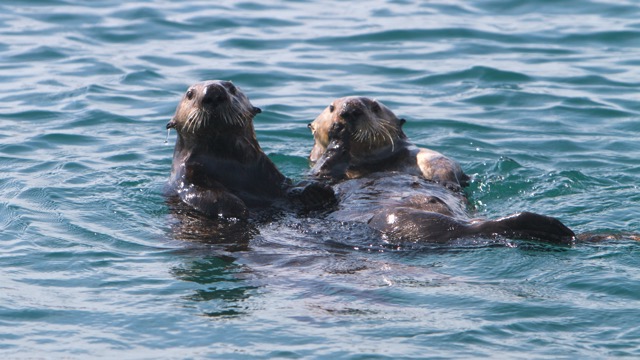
[165,196,256,252]
[171,256,257,318]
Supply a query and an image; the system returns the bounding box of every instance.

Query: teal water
[1,0,640,358]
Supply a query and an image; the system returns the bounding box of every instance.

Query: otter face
[167,80,261,134]
[308,96,406,162]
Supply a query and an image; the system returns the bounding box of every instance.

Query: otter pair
[166,80,575,245]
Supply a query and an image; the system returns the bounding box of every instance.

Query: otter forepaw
[287,181,337,212]
[328,121,349,141]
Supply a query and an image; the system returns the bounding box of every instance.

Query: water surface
[1,0,640,358]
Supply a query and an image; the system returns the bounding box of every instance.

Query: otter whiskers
[184,107,210,133]
[352,116,398,152]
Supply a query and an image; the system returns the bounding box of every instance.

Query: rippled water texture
[1,0,640,358]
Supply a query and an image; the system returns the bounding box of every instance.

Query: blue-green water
[2,0,640,358]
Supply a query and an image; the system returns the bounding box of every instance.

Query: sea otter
[166,80,333,220]
[308,96,575,245]
[309,96,469,190]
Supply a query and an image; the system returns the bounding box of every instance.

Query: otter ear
[252,106,262,114]
[399,118,406,126]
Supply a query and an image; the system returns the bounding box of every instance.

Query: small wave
[8,45,69,62]
[313,28,526,46]
[410,66,532,86]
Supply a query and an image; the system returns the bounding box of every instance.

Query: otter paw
[287,181,337,211]
[328,121,348,141]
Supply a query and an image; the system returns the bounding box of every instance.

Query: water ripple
[1,0,639,358]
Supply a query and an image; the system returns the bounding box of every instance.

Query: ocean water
[1,0,640,358]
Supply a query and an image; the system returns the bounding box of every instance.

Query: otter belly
[328,172,470,224]
[326,172,574,245]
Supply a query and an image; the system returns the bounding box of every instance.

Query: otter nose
[339,104,364,121]
[202,84,227,105]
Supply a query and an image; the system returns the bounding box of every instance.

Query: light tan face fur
[308,96,405,162]
[169,80,259,135]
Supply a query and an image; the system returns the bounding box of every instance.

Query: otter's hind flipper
[368,208,575,245]
[476,212,575,245]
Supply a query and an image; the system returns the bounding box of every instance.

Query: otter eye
[371,101,381,113]
[223,81,237,95]
[329,104,335,112]
[186,89,194,100]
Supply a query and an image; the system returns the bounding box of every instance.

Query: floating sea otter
[308,96,575,245]
[309,96,469,190]
[166,80,333,220]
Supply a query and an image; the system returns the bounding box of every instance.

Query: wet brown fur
[308,97,575,245]
[309,96,469,189]
[166,80,287,219]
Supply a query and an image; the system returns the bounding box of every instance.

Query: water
[1,0,640,358]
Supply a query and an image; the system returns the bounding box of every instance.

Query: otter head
[166,80,261,137]
[308,96,407,163]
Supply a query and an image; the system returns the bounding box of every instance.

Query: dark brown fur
[167,80,332,219]
[309,96,469,190]
[309,98,575,245]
